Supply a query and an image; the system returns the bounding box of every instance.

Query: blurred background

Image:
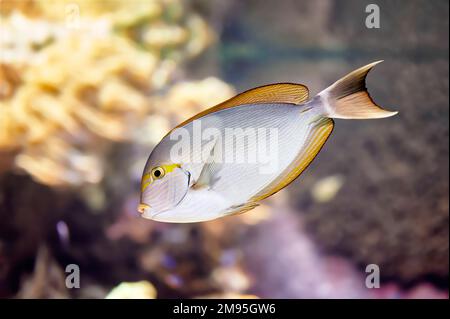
[0,0,448,298]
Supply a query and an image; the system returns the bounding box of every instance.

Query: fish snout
[137,203,153,218]
[138,203,165,220]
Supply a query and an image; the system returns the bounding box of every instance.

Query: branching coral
[0,0,227,187]
[1,34,157,185]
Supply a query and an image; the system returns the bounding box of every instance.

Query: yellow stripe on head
[141,180,152,193]
[141,163,181,192]
[142,172,151,183]
[162,163,181,174]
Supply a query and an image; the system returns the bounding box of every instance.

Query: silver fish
[138,61,397,223]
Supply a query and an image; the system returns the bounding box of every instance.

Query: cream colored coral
[105,281,157,299]
[155,77,236,122]
[0,0,225,187]
[0,34,157,185]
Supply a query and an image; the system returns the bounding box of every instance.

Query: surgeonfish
[138,61,397,223]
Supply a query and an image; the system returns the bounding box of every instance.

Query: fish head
[138,162,191,220]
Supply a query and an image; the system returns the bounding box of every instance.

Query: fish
[138,61,397,223]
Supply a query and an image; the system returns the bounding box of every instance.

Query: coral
[105,281,157,299]
[0,0,218,186]
[1,34,156,185]
[153,77,236,123]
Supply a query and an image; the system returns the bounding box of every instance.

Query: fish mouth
[138,203,168,220]
[137,203,150,214]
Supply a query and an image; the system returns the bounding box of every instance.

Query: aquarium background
[0,0,448,298]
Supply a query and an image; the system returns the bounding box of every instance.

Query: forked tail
[318,61,397,119]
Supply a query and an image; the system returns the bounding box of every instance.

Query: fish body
[139,61,397,223]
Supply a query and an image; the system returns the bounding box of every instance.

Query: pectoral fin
[192,140,222,190]
[193,160,222,190]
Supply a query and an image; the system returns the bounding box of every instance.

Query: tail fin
[319,61,397,119]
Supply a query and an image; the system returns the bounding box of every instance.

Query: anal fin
[226,202,259,216]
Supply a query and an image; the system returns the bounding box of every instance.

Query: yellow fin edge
[251,118,334,202]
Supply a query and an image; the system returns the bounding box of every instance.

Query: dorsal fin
[218,83,309,107]
[175,83,309,129]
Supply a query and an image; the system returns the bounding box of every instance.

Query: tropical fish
[138,61,397,223]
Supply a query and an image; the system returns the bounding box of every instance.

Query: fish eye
[151,166,165,179]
